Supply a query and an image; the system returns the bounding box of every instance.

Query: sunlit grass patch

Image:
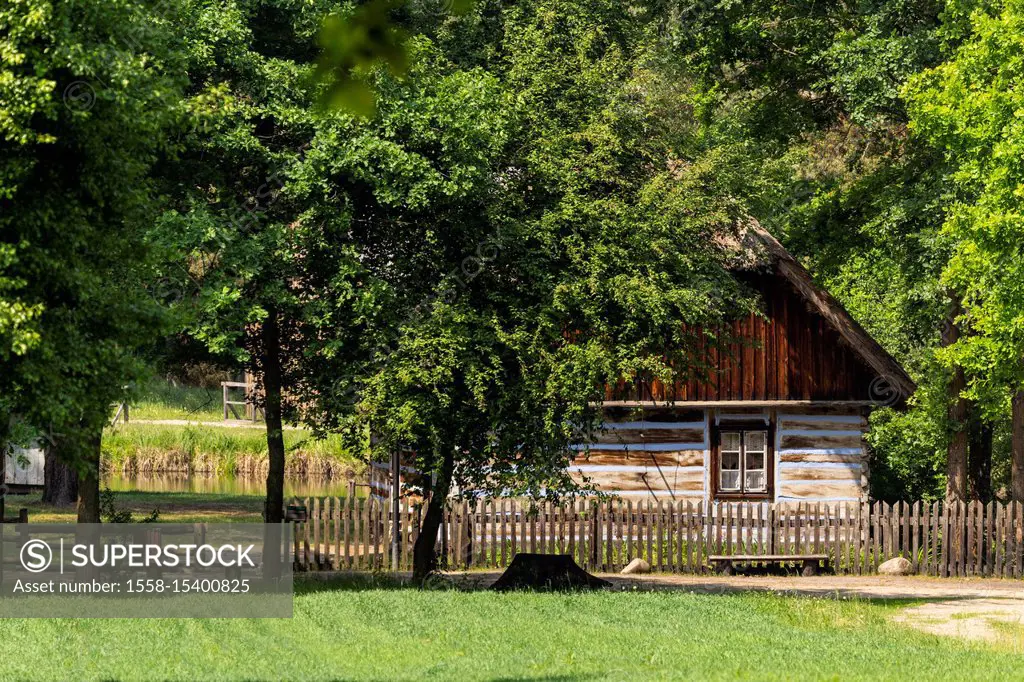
[0,587,1019,681]
[989,620,1024,652]
[130,377,225,422]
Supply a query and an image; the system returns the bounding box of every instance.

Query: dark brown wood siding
[605,273,878,402]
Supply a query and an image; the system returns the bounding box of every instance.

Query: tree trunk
[968,415,992,502]
[943,297,969,502]
[412,442,455,582]
[1013,388,1024,502]
[0,414,8,522]
[76,428,102,523]
[262,310,286,525]
[43,438,80,507]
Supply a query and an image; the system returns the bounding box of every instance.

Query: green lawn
[130,378,226,422]
[0,578,1019,681]
[15,490,265,523]
[15,480,363,524]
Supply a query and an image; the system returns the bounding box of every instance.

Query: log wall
[372,404,871,504]
[572,405,868,503]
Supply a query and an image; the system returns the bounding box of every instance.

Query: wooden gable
[605,271,884,403]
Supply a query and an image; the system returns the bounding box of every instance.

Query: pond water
[102,473,367,498]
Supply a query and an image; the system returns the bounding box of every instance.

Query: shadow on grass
[296,571,615,595]
[332,676,601,682]
[84,668,645,682]
[293,571,990,611]
[485,671,602,675]
[296,572,420,594]
[16,489,265,524]
[296,571,545,595]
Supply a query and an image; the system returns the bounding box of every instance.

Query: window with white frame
[715,425,770,497]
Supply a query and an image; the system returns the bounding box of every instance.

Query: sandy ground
[890,598,1024,643]
[442,570,1024,644]
[446,570,1023,599]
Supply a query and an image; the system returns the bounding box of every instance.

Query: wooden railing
[289,498,1024,578]
[221,381,263,421]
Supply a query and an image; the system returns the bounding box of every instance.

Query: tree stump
[490,553,611,591]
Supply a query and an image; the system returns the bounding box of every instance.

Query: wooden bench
[709,554,830,576]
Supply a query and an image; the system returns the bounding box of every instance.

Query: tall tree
[1014,390,1024,500]
[153,0,337,524]
[311,0,754,578]
[968,412,993,501]
[650,0,974,500]
[295,32,528,568]
[907,0,1024,500]
[1,0,180,520]
[942,297,969,501]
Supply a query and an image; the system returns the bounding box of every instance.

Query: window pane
[721,470,741,491]
[744,431,766,453]
[746,449,765,471]
[745,470,766,492]
[720,442,740,491]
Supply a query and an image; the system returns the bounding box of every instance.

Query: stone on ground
[620,558,651,575]
[878,556,913,576]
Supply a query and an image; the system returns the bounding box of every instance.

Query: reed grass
[102,424,362,478]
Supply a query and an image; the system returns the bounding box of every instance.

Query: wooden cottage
[372,223,914,505]
[570,223,915,504]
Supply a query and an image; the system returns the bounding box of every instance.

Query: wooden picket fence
[289,497,1024,578]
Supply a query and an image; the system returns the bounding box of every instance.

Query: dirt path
[448,570,1024,599]
[606,573,1024,600]
[123,419,300,429]
[445,571,1024,644]
[891,598,1024,643]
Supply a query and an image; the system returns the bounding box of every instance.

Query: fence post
[1014,501,1022,579]
[462,501,472,570]
[607,500,616,570]
[277,496,1024,581]
[312,498,321,568]
[390,448,401,572]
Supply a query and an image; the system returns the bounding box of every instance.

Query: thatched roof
[720,220,917,401]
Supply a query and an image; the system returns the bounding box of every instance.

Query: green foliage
[99,486,160,523]
[153,0,357,448]
[0,0,183,467]
[316,1,410,116]
[10,0,1024,506]
[314,0,475,115]
[322,0,753,499]
[649,0,970,498]
[907,0,1024,413]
